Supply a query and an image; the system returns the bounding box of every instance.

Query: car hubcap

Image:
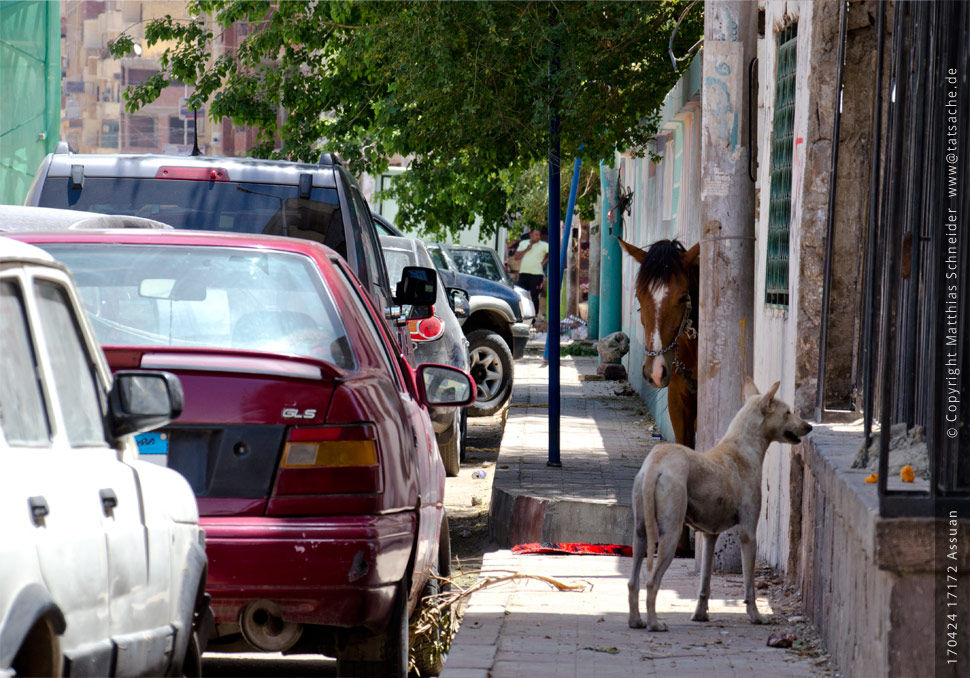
[469,345,504,402]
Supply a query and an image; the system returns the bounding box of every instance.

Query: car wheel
[336,578,409,678]
[459,407,468,463]
[180,631,202,678]
[466,329,513,417]
[11,617,61,678]
[437,410,461,477]
[411,515,453,677]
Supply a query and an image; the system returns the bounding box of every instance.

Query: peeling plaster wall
[754,0,840,570]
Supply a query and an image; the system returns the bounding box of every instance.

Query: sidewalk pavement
[444,354,832,677]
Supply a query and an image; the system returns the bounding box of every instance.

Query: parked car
[13,229,472,677]
[440,242,538,320]
[381,235,470,475]
[24,144,413,361]
[0,237,209,677]
[426,243,534,416]
[442,243,516,287]
[0,205,171,232]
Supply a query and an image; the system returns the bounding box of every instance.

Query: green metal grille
[766,25,798,309]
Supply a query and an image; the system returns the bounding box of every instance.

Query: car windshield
[39,243,355,369]
[427,245,453,271]
[447,247,507,283]
[37,178,347,257]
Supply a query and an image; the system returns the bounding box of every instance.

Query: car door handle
[99,488,118,515]
[28,496,49,524]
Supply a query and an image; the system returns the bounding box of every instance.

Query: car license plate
[134,432,169,455]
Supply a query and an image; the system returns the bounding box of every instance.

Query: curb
[487,481,634,547]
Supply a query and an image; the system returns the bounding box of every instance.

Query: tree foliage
[110,0,702,238]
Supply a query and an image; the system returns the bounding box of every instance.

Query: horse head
[618,238,699,389]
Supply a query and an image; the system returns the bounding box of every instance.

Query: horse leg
[666,376,694,554]
[667,378,690,447]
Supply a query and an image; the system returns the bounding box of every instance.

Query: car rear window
[38,178,347,257]
[39,244,356,369]
[382,248,415,287]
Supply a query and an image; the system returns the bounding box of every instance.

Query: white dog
[628,378,813,631]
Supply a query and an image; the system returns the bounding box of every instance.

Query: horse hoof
[749,614,766,625]
[647,621,668,632]
[690,612,709,622]
[629,618,646,629]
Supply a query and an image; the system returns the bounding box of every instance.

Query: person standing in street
[511,228,549,322]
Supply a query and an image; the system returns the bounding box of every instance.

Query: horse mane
[635,239,689,298]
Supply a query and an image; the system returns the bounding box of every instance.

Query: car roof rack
[54,140,71,155]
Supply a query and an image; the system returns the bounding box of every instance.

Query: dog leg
[628,508,647,629]
[645,525,681,632]
[740,529,766,624]
[690,531,716,622]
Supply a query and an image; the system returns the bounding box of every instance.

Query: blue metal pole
[547,99,561,468]
[543,156,582,361]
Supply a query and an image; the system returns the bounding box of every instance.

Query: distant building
[58,0,257,156]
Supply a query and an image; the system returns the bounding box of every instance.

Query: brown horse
[618,238,700,449]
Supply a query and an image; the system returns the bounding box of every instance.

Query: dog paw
[629,618,646,629]
[647,621,669,632]
[690,612,709,622]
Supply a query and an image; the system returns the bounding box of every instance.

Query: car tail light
[407,306,444,342]
[273,425,380,495]
[155,166,228,181]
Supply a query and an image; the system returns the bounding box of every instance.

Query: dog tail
[643,463,661,573]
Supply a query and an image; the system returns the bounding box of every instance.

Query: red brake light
[155,166,228,181]
[407,306,444,342]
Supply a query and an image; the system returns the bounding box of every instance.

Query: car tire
[411,514,453,677]
[180,631,202,678]
[466,329,513,417]
[437,411,461,477]
[337,579,409,678]
[459,407,468,463]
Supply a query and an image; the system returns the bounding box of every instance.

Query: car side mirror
[416,364,476,408]
[108,370,184,439]
[395,266,437,307]
[448,288,470,319]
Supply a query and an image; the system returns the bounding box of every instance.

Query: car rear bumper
[511,322,531,359]
[201,513,415,628]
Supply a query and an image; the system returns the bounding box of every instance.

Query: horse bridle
[643,294,699,394]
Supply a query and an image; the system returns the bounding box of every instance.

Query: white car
[0,238,210,677]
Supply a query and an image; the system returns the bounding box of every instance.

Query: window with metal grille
[766,24,798,308]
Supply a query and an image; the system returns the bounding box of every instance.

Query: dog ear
[761,381,781,414]
[742,376,760,400]
[617,238,648,264]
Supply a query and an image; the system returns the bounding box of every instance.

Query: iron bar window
[818,0,969,517]
[766,24,798,309]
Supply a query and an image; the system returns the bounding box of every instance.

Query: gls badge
[282,408,317,419]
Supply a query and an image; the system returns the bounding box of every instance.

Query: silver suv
[0,238,209,677]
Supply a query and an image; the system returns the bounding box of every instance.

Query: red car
[14,230,474,677]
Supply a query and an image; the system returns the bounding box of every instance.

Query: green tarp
[0,0,60,205]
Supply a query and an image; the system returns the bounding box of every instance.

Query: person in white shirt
[511,229,550,319]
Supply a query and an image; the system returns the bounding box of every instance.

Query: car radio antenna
[191,108,202,156]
